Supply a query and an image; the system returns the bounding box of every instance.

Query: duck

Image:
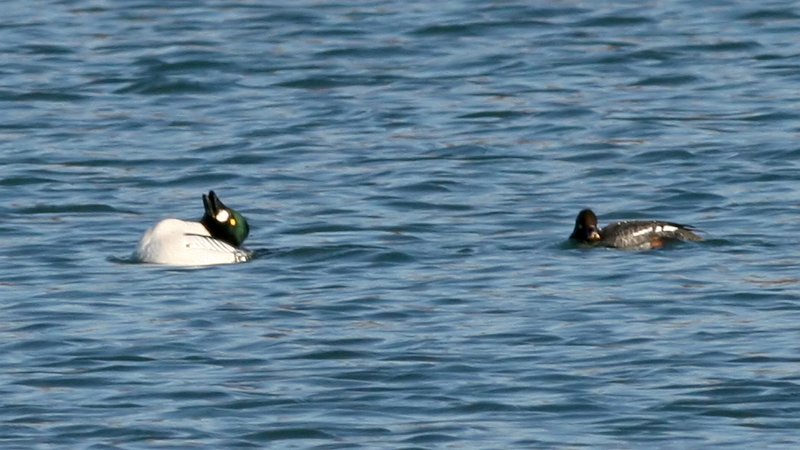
[135,190,252,265]
[570,208,702,250]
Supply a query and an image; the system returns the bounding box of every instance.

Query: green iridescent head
[200,190,249,247]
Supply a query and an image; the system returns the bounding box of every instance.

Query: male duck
[135,191,251,265]
[570,209,702,250]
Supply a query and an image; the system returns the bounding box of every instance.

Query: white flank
[134,218,248,266]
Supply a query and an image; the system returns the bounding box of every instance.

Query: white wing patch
[185,233,237,253]
[183,234,251,264]
[630,224,678,237]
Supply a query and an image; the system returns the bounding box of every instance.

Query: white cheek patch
[215,210,230,223]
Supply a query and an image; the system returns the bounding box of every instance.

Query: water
[2,1,800,448]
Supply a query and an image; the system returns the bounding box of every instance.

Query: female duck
[570,208,702,250]
[135,191,251,265]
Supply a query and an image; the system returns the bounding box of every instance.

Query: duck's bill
[203,190,227,216]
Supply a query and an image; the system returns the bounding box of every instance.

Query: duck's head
[200,190,249,247]
[570,209,602,243]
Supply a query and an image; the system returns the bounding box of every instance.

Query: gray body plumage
[599,220,702,249]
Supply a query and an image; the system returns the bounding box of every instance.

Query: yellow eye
[229,218,237,226]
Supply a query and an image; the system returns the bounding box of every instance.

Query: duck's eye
[229,218,237,226]
[215,210,230,222]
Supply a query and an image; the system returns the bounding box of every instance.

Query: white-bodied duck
[135,191,251,265]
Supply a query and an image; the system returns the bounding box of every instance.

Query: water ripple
[2,0,800,448]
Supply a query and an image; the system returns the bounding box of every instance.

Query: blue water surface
[2,1,800,448]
